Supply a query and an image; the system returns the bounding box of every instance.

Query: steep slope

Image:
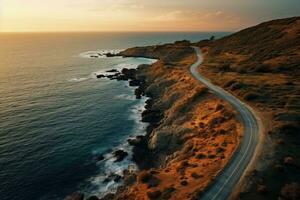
[99,42,242,200]
[195,16,300,200]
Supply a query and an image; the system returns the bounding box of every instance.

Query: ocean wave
[79,49,123,59]
[67,77,90,82]
[84,97,148,198]
[114,94,136,101]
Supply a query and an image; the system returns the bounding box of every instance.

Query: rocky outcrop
[113,149,128,162]
[64,192,84,200]
[99,40,241,200]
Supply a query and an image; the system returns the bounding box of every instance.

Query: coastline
[96,41,242,200]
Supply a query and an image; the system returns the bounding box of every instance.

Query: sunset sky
[0,0,299,32]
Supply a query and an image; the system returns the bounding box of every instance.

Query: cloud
[151,10,183,21]
[146,10,244,31]
[151,10,235,22]
[88,0,144,12]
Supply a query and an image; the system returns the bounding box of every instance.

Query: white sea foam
[74,50,156,197]
[84,96,149,198]
[79,49,123,59]
[68,77,90,82]
[114,94,136,101]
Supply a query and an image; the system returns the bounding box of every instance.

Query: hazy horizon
[1,0,299,32]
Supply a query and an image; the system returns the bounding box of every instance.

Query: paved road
[190,47,260,200]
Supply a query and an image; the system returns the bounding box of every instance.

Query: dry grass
[195,17,300,200]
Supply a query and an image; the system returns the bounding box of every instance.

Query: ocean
[0,32,229,200]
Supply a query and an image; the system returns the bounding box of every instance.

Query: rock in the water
[105,53,115,57]
[103,173,123,183]
[121,68,136,79]
[129,79,141,87]
[106,69,118,73]
[113,150,128,162]
[127,136,144,146]
[64,192,84,200]
[96,74,105,79]
[116,75,129,81]
[114,174,122,182]
[106,74,116,80]
[95,154,105,161]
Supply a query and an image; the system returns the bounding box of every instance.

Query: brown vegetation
[195,17,300,200]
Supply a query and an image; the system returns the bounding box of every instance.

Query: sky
[0,0,299,32]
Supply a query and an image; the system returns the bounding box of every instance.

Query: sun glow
[0,0,299,32]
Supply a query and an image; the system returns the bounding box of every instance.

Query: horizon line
[0,30,234,34]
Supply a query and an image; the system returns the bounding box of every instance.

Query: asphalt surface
[190,47,260,200]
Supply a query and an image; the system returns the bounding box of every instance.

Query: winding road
[190,47,260,200]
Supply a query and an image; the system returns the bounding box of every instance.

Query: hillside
[97,41,242,200]
[65,17,300,200]
[195,17,300,200]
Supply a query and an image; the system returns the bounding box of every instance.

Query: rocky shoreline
[94,63,165,170]
[65,56,160,200]
[65,40,242,200]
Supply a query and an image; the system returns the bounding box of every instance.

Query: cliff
[99,41,242,200]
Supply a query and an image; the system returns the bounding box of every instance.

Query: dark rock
[64,192,84,200]
[124,174,137,185]
[103,173,123,183]
[257,184,268,194]
[121,68,136,79]
[196,153,206,159]
[86,196,99,200]
[114,175,122,182]
[96,154,105,161]
[106,69,118,73]
[131,137,154,169]
[134,87,143,99]
[96,74,105,79]
[99,193,115,200]
[105,53,115,57]
[180,180,188,186]
[116,75,129,81]
[106,74,117,80]
[147,190,161,199]
[129,79,141,87]
[113,149,128,162]
[243,92,259,101]
[127,136,144,146]
[161,187,176,199]
[191,172,202,179]
[141,109,163,124]
[174,40,190,46]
